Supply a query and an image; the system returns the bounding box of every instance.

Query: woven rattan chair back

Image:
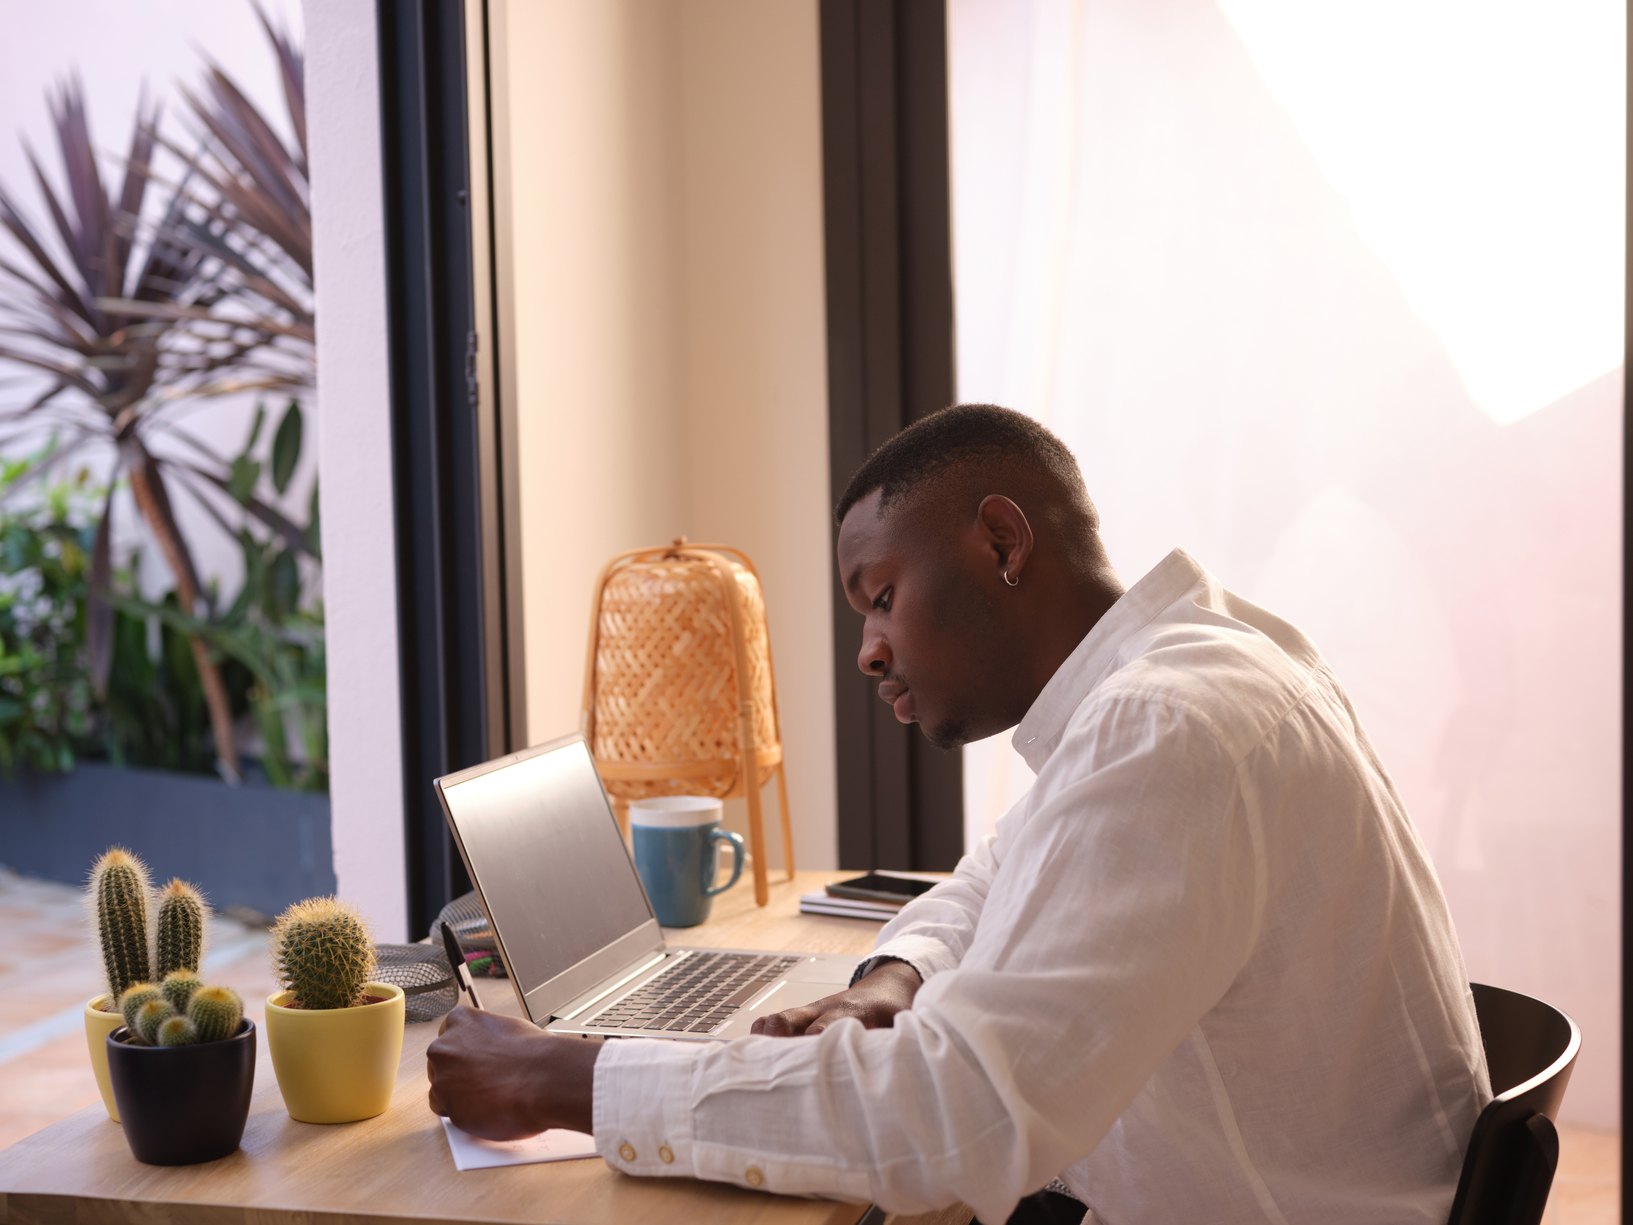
[581,539,795,906]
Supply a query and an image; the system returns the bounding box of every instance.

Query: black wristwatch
[849,955,924,989]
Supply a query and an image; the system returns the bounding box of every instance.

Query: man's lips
[877,681,915,723]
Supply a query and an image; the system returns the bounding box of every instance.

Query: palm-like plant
[0,80,249,780]
[130,1,311,394]
[109,1,318,562]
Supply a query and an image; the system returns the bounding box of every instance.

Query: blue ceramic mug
[629,796,746,927]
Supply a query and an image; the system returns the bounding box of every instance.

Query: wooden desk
[0,871,968,1225]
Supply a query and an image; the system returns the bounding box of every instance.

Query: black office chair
[1446,982,1581,1225]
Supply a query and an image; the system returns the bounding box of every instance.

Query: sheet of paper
[440,1118,600,1170]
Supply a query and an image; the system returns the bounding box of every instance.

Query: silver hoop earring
[1003,571,1019,588]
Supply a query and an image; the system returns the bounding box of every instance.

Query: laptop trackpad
[715,977,839,1040]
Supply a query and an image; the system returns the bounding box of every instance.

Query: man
[428,404,1490,1223]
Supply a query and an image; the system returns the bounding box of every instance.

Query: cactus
[271,897,376,1011]
[188,985,245,1042]
[133,997,177,1045]
[119,983,162,1037]
[89,848,151,1003]
[156,1015,199,1047]
[155,879,206,978]
[161,969,203,1015]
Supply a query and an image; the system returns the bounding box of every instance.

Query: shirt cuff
[857,934,960,984]
[593,1038,707,1178]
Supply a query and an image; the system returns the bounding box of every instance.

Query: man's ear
[975,495,1034,584]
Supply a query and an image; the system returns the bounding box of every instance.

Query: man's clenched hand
[750,958,922,1037]
[426,1006,600,1139]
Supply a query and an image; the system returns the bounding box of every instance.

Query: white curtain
[949,0,1624,1129]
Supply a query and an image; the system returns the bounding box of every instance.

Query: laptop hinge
[556,950,679,1020]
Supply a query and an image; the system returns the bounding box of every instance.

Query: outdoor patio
[0,865,1618,1221]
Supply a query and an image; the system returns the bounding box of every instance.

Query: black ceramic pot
[106,1019,256,1165]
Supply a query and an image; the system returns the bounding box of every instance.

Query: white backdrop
[950,0,1623,1128]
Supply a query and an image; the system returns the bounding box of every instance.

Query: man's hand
[750,958,922,1037]
[426,1006,600,1139]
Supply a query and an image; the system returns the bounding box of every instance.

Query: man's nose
[857,632,890,676]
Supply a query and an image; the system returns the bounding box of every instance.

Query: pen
[440,921,483,1010]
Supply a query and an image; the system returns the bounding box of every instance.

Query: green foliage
[157,1015,199,1047]
[161,969,203,1016]
[188,985,244,1042]
[155,880,206,978]
[0,435,323,790]
[133,997,177,1045]
[272,897,375,1011]
[119,983,162,1036]
[0,450,98,777]
[92,850,151,1001]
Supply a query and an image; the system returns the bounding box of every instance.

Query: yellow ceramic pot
[265,982,405,1123]
[84,995,124,1122]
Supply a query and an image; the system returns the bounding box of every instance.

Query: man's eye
[872,589,892,612]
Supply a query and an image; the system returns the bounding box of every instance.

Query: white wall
[493,0,837,870]
[304,0,407,941]
[950,0,1622,1128]
[673,1,835,875]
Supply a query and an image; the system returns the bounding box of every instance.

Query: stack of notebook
[797,891,906,921]
[797,872,943,921]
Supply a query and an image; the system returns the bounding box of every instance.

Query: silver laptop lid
[434,734,665,1025]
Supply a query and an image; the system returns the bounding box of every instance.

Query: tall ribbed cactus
[89,848,151,1003]
[271,897,376,1011]
[189,985,245,1042]
[155,879,206,978]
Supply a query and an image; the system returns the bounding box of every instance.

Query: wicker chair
[580,539,795,906]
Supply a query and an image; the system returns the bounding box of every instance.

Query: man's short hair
[835,403,1095,528]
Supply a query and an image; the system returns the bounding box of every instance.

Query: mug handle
[702,829,745,896]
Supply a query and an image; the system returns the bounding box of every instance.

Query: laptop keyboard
[587,952,804,1034]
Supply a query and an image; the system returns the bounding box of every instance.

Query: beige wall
[492,0,838,869]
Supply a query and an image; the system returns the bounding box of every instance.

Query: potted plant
[264,897,404,1123]
[82,848,257,1163]
[106,977,254,1166]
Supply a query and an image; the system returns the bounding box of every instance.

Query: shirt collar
[1011,548,1207,773]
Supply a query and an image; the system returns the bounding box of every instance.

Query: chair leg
[743,762,770,907]
[775,763,795,881]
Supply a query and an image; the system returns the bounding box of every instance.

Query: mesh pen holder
[434,892,508,978]
[373,944,458,1024]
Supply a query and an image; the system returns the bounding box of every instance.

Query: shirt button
[658,1144,674,1164]
[745,1165,764,1187]
[618,1143,637,1162]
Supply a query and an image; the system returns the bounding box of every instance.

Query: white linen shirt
[592,548,1491,1224]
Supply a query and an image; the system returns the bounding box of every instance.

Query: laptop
[433,733,857,1040]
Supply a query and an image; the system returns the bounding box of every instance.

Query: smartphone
[825,873,939,904]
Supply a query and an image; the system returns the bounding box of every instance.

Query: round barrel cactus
[157,1015,199,1047]
[133,997,178,1046]
[119,983,162,1036]
[189,985,245,1042]
[161,970,204,1015]
[271,897,377,1011]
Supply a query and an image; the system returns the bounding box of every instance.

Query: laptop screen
[437,738,655,996]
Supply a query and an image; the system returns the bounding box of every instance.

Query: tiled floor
[0,867,1619,1221]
